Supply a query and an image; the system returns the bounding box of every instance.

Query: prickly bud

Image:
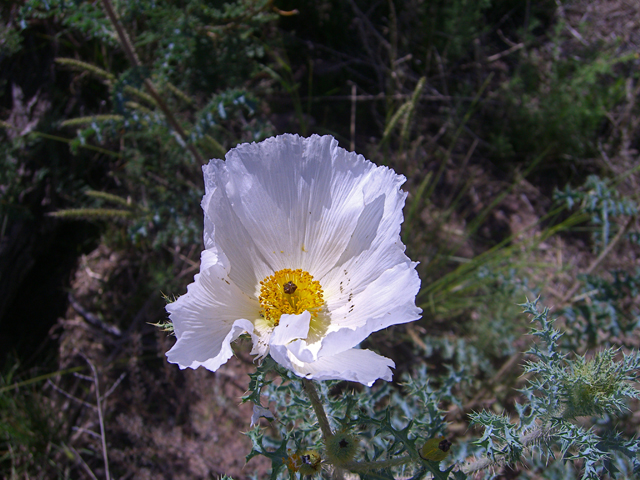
[420,436,452,462]
[298,450,322,476]
[326,432,358,463]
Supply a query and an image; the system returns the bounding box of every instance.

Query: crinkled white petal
[166,252,258,371]
[321,160,411,306]
[270,312,311,348]
[220,135,386,280]
[317,262,422,359]
[278,348,395,387]
[267,312,314,367]
[202,159,271,297]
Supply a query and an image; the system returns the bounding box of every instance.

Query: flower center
[259,268,324,327]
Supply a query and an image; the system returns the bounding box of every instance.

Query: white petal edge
[168,317,254,371]
[166,253,258,371]
[317,261,422,360]
[202,159,272,298]
[270,311,311,347]
[283,348,395,386]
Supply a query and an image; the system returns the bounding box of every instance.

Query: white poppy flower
[166,134,421,386]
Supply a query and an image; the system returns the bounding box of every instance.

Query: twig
[176,263,200,280]
[347,0,387,92]
[301,93,454,102]
[46,379,96,410]
[433,47,449,99]
[560,216,633,304]
[496,29,519,48]
[0,366,87,394]
[66,443,100,480]
[347,0,391,52]
[444,137,479,207]
[69,294,122,337]
[555,0,589,46]
[350,83,357,151]
[85,357,111,480]
[72,426,103,440]
[163,244,199,269]
[460,43,525,70]
[102,372,127,401]
[486,43,524,63]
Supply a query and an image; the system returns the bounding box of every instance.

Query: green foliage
[556,175,638,252]
[425,0,493,61]
[488,40,633,174]
[0,364,64,477]
[560,349,640,419]
[562,269,640,349]
[554,173,640,351]
[2,0,278,257]
[241,299,640,479]
[469,298,640,479]
[243,356,455,479]
[245,427,290,480]
[0,138,38,220]
[19,0,116,45]
[470,411,524,465]
[0,12,23,57]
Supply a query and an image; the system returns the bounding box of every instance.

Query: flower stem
[301,379,416,475]
[302,379,333,441]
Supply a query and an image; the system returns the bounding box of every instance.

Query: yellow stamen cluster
[259,268,324,327]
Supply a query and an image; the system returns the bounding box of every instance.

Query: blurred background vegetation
[1,0,639,478]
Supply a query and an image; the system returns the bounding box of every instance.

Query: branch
[560,216,633,305]
[302,379,334,442]
[100,0,205,164]
[84,356,111,480]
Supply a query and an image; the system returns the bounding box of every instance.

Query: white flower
[166,134,421,386]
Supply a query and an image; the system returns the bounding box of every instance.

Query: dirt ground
[48,244,270,479]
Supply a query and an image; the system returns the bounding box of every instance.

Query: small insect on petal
[419,436,452,462]
[283,281,297,294]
